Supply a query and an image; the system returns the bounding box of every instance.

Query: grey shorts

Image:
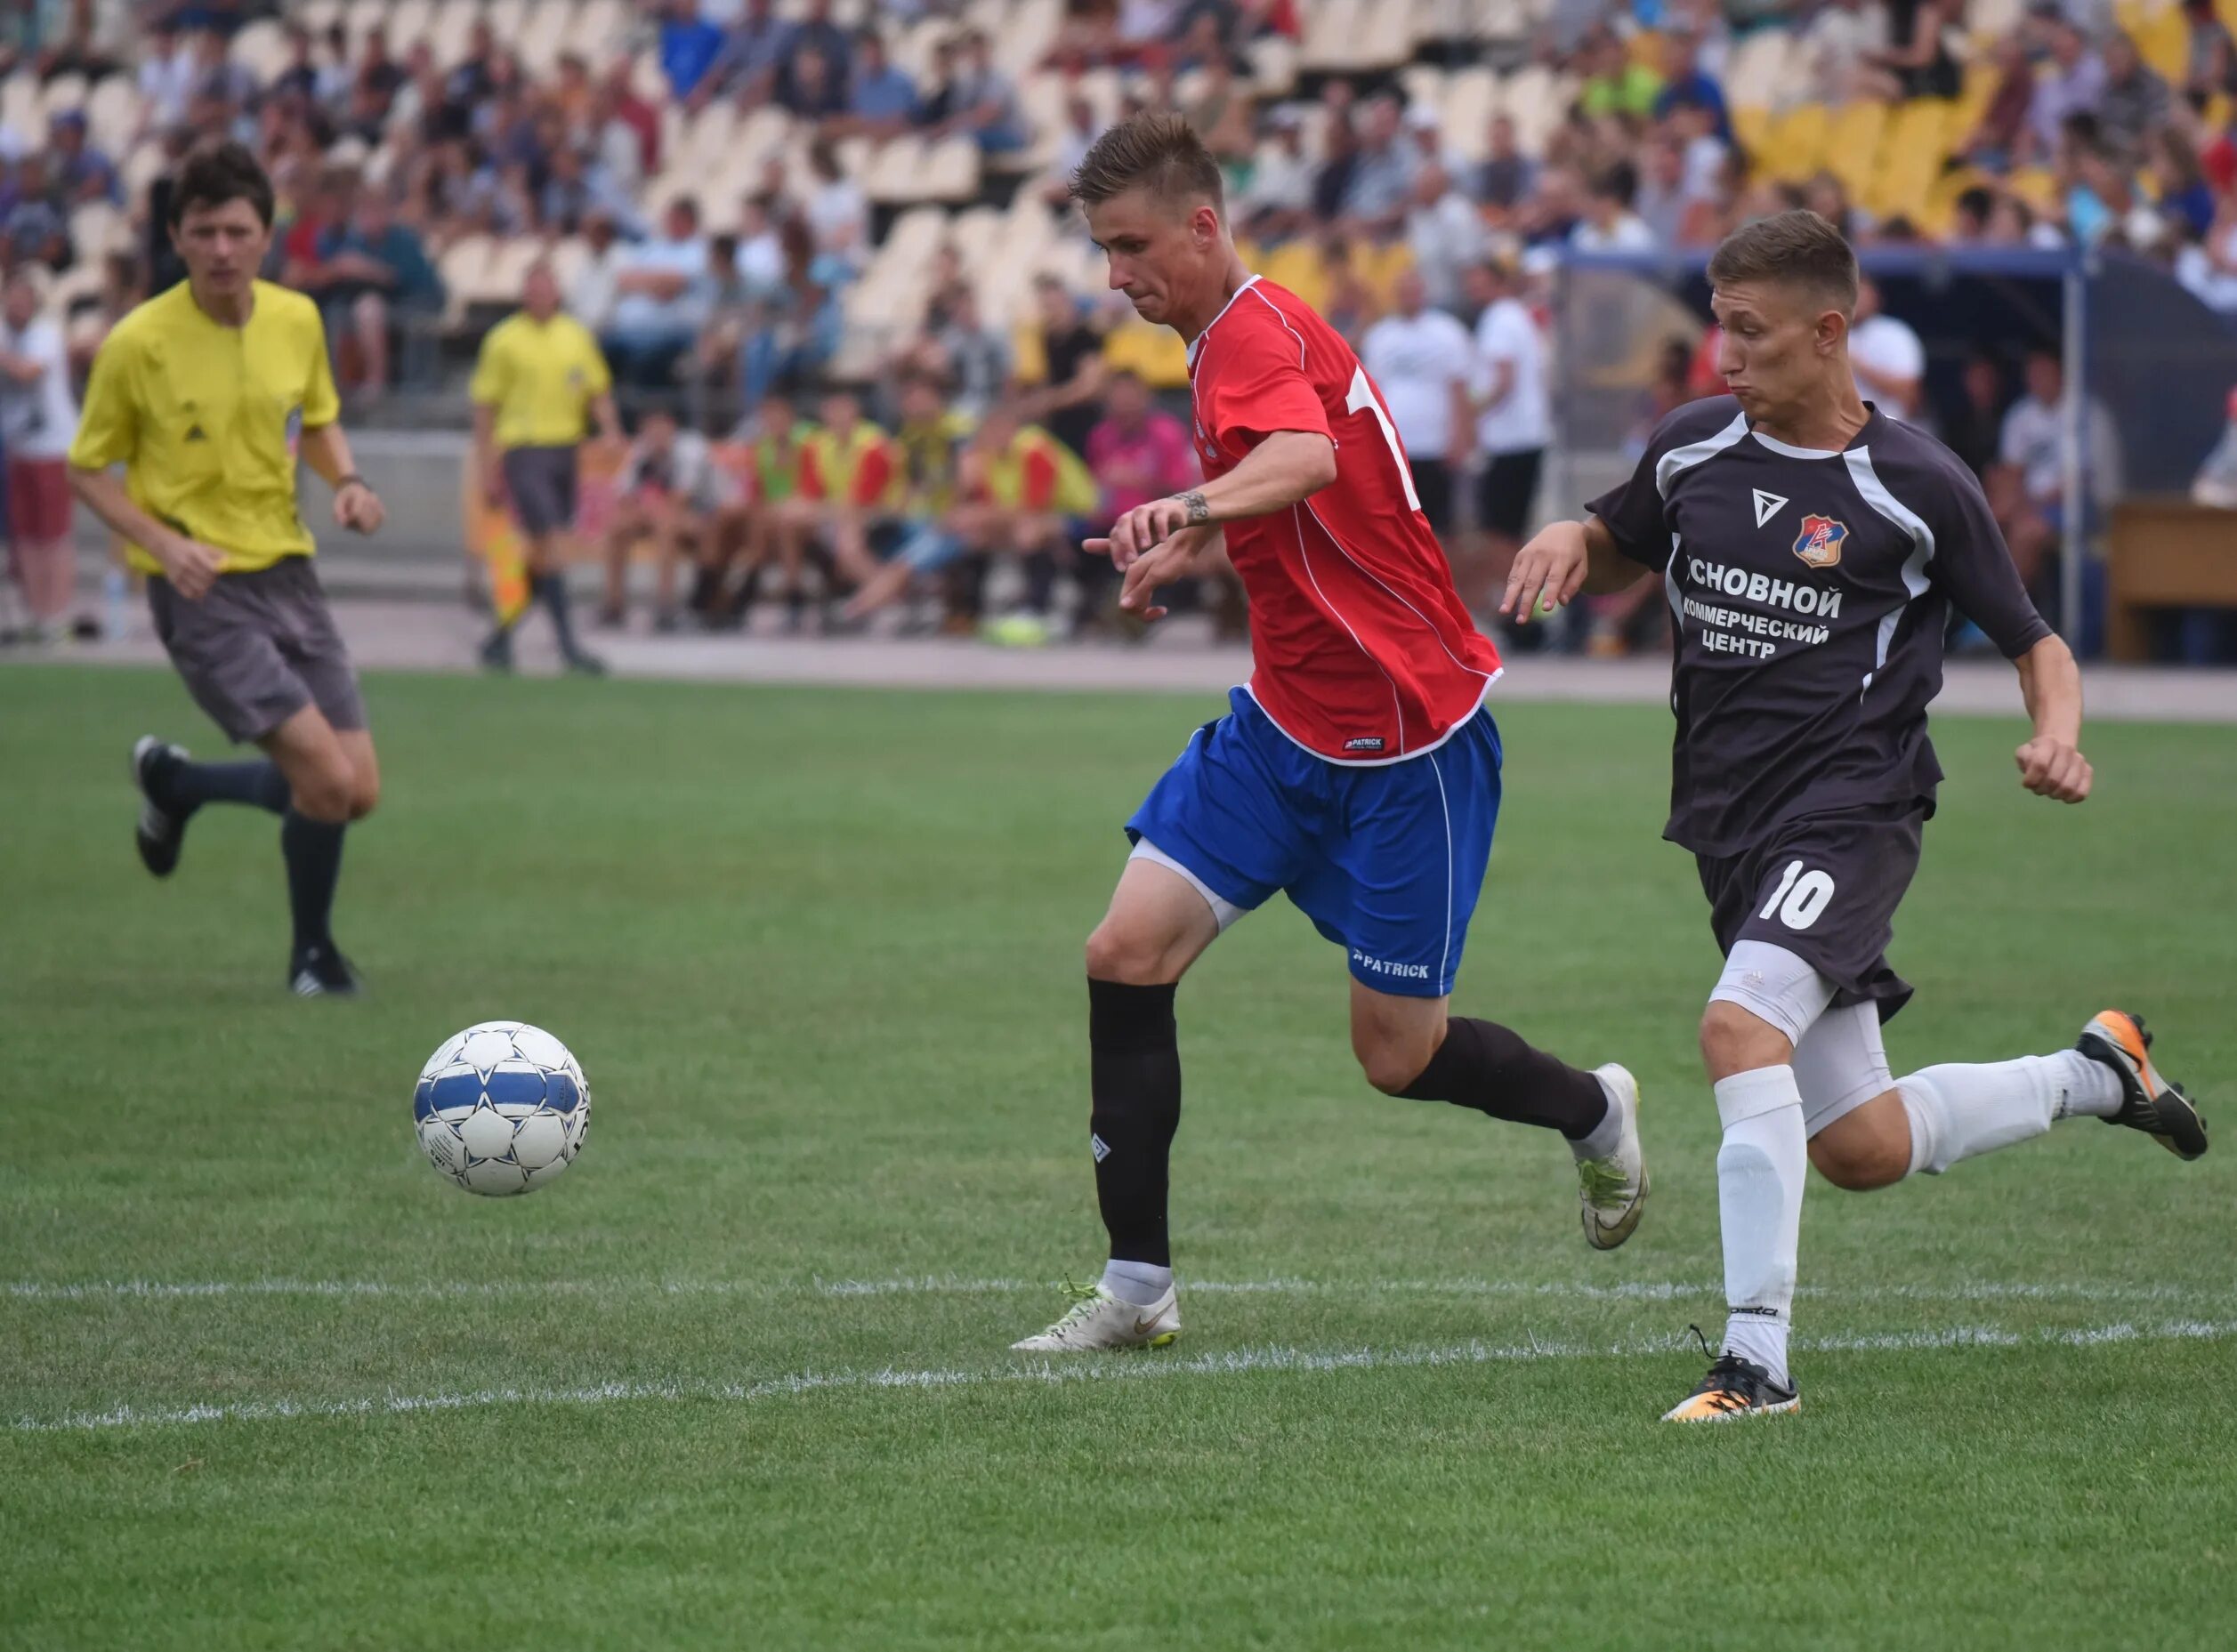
[147,557,367,745]
[503,445,579,538]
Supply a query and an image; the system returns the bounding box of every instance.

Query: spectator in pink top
[1082,369,1223,635]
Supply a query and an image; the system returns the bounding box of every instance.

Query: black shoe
[652,608,682,635]
[131,735,190,877]
[288,943,363,998]
[562,649,608,677]
[1663,1335,1799,1422]
[2078,1010,2208,1160]
[479,629,515,673]
[595,607,626,632]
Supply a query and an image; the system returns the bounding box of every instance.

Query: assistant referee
[69,141,387,997]
[469,259,620,674]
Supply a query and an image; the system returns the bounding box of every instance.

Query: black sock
[1022,550,1057,615]
[1397,1016,1610,1140]
[533,574,583,656]
[163,758,288,816]
[280,810,346,955]
[1087,978,1182,1267]
[689,564,723,613]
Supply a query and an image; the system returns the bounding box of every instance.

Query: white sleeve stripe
[1653,409,1749,497]
[1843,446,1937,694]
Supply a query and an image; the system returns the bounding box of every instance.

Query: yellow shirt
[68,279,340,576]
[469,311,611,449]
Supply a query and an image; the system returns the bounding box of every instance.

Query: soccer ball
[414,1020,591,1197]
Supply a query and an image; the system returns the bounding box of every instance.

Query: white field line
[12,1318,2235,1436]
[8,1274,2233,1307]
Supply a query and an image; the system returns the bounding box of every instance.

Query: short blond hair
[1070,112,1223,213]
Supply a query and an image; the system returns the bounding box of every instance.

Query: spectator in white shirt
[1988,344,2124,592]
[803,140,868,270]
[1569,163,1657,253]
[603,195,716,389]
[1466,255,1552,601]
[1360,270,1475,541]
[136,23,197,133]
[1238,106,1315,243]
[1041,92,1103,208]
[1847,274,1926,421]
[1404,161,1486,313]
[0,268,78,641]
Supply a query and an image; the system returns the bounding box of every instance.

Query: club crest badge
[1793,513,1847,570]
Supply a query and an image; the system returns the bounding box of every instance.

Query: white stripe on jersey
[1654,409,1749,497]
[1844,447,1937,695]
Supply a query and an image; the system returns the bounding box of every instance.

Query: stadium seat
[230,18,288,78]
[573,0,629,64]
[1764,103,1831,184]
[921,136,982,204]
[429,4,478,68]
[1443,66,1498,164]
[388,0,433,52]
[2127,3,2190,82]
[1723,28,1794,114]
[1004,0,1063,80]
[119,139,166,205]
[520,2,577,77]
[85,76,137,158]
[2,72,42,152]
[1300,0,1361,72]
[1247,35,1298,97]
[295,0,343,38]
[484,0,533,53]
[1822,100,1888,199]
[436,235,490,326]
[1868,99,1954,222]
[38,73,87,126]
[1101,318,1190,388]
[68,201,126,260]
[343,0,389,51]
[1354,0,1414,69]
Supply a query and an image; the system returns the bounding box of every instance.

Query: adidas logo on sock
[1090,1133,1110,1164]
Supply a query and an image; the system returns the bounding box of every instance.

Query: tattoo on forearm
[1175,489,1211,526]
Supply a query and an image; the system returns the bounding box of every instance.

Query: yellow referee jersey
[68,279,340,576]
[469,311,610,449]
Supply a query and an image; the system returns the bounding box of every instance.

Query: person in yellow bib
[469,260,621,674]
[948,400,1101,640]
[67,141,387,998]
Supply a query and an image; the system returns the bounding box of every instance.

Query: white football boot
[1575,1063,1650,1250]
[1010,1282,1181,1352]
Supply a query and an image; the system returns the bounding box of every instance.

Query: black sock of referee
[280,809,347,956]
[532,573,585,657]
[1396,1017,1610,1140]
[159,756,289,818]
[1088,978,1183,1268]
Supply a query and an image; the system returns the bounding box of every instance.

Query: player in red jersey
[1014,115,1650,1352]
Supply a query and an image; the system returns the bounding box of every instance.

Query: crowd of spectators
[3,3,2236,656]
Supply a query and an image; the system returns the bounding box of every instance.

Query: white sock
[1101,1259,1174,1306]
[1568,1069,1626,1162]
[1898,1050,2123,1177]
[1714,1065,1807,1386]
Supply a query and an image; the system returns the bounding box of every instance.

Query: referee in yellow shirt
[469,261,620,674]
[69,141,386,997]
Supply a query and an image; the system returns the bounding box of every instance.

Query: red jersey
[1189,278,1501,762]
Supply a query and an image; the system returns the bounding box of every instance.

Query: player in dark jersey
[1012,114,1650,1353]
[1504,211,2207,1421]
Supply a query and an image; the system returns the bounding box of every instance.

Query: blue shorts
[1126,689,1502,998]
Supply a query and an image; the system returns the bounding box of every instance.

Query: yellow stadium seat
[1101,321,1191,391]
[1764,103,1831,184]
[1866,99,1953,222]
[1731,104,1773,160]
[1822,100,1888,197]
[2130,4,2190,82]
[1259,241,1328,312]
[2005,165,2061,213]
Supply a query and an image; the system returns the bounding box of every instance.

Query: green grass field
[4,663,2233,1651]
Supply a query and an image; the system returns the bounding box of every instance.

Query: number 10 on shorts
[1760,859,1836,931]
